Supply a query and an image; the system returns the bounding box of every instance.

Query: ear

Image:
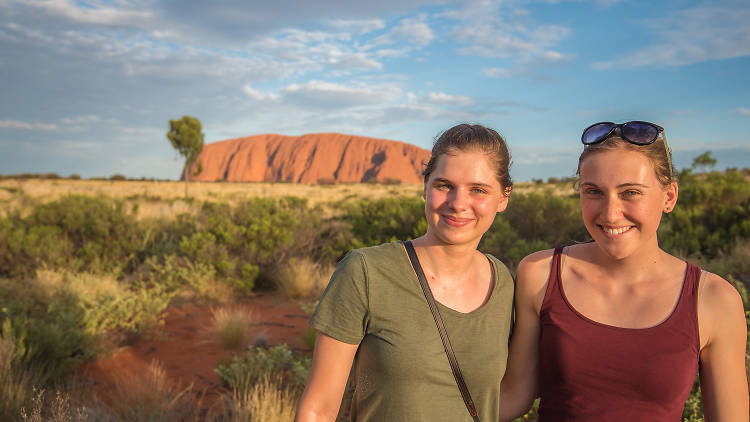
[663,181,678,213]
[496,187,511,213]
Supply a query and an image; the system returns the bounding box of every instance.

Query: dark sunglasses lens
[622,122,658,145]
[582,123,615,145]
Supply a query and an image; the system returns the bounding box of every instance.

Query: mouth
[442,215,474,227]
[598,225,634,236]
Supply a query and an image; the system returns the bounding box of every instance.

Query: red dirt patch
[78,294,312,407]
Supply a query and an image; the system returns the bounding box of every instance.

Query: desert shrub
[133,254,228,302]
[0,271,173,386]
[0,195,142,277]
[226,376,296,422]
[481,191,587,270]
[210,307,255,350]
[215,345,311,395]
[661,170,750,258]
[172,197,335,292]
[272,257,332,299]
[341,197,426,250]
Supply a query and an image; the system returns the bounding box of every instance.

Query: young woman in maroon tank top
[499,121,748,421]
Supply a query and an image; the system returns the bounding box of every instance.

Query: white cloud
[243,85,279,101]
[327,18,386,34]
[282,80,402,108]
[366,14,434,50]
[483,67,513,78]
[390,16,434,46]
[426,92,473,105]
[0,119,59,130]
[739,107,750,117]
[607,5,750,67]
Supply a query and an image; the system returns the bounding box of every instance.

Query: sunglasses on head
[581,120,673,179]
[581,121,663,146]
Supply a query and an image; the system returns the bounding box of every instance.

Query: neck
[586,240,669,282]
[411,234,479,280]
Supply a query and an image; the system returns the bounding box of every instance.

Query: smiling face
[578,148,678,260]
[423,149,509,248]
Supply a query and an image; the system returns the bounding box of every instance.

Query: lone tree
[692,150,717,173]
[167,115,204,197]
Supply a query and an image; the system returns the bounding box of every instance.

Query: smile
[599,225,633,236]
[442,215,473,227]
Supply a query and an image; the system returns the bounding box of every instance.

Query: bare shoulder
[699,271,746,347]
[700,271,744,314]
[516,249,556,311]
[517,249,554,284]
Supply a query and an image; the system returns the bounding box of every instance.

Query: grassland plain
[0,178,575,219]
[0,172,747,421]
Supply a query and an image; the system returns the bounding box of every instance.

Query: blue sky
[1,0,748,181]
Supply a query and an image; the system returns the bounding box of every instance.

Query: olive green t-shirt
[311,242,514,421]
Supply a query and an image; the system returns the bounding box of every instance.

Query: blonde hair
[577,136,677,187]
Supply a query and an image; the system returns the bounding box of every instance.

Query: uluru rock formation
[185,133,431,184]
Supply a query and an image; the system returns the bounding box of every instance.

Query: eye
[582,187,602,196]
[621,189,641,198]
[471,187,487,194]
[434,183,451,191]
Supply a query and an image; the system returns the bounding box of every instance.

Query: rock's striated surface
[185,133,431,183]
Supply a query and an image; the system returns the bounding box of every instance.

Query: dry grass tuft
[210,307,255,350]
[273,257,333,299]
[227,377,296,422]
[20,388,89,422]
[109,360,199,422]
[1,328,41,421]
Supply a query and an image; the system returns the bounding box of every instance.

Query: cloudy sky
[1,0,749,181]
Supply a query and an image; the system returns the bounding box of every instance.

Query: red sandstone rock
[183,133,431,183]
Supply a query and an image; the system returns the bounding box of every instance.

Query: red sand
[78,294,312,407]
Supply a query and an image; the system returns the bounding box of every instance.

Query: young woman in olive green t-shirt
[295,124,515,422]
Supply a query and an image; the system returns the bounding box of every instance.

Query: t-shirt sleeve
[310,249,370,345]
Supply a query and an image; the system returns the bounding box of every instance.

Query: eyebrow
[433,178,493,188]
[580,182,650,189]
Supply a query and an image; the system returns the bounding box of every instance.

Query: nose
[448,187,469,211]
[601,195,622,222]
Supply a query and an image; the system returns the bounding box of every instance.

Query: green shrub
[0,196,142,277]
[215,345,311,395]
[0,271,173,386]
[341,196,426,250]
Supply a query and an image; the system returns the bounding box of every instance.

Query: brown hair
[423,123,513,193]
[577,136,677,187]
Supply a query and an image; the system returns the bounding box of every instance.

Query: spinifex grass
[273,257,333,300]
[210,307,255,350]
[227,377,296,422]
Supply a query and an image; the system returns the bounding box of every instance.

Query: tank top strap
[672,261,702,355]
[540,246,565,313]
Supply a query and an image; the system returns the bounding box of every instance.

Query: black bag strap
[403,240,481,422]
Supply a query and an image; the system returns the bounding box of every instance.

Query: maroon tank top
[539,246,701,421]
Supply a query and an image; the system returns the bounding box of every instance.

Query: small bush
[210,307,255,350]
[215,345,311,395]
[273,257,332,299]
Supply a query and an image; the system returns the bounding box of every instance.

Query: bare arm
[499,250,552,422]
[698,272,749,421]
[295,333,359,422]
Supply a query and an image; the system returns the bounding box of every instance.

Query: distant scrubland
[0,169,747,421]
